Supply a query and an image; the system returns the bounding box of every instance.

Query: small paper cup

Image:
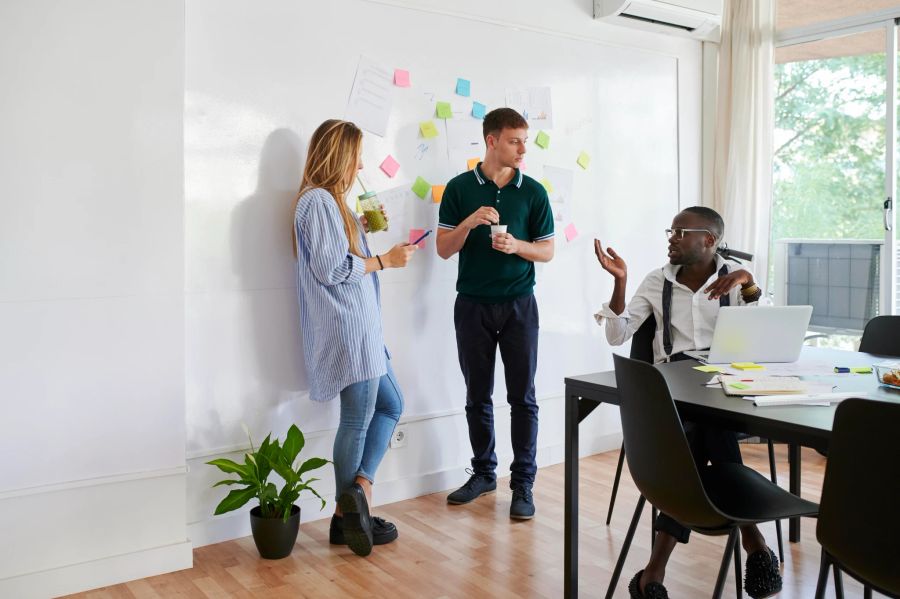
[491,224,507,237]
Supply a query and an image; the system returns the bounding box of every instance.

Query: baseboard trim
[0,541,192,599]
[189,431,623,548]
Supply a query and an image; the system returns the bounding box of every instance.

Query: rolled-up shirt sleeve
[299,192,366,287]
[594,276,654,347]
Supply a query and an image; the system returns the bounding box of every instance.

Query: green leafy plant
[207,424,329,522]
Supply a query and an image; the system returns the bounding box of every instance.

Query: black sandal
[744,547,783,599]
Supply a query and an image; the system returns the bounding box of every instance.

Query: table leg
[565,390,579,599]
[789,443,801,542]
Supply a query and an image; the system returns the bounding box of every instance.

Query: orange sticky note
[467,157,480,171]
[432,184,446,203]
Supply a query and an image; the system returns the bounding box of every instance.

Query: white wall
[0,1,190,597]
[185,0,703,547]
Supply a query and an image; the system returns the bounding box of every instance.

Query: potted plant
[207,424,329,559]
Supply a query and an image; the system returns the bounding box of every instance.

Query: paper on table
[749,391,861,407]
[706,361,837,377]
[720,375,807,396]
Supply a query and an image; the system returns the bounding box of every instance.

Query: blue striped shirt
[294,188,387,402]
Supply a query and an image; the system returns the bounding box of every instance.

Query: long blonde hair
[294,119,364,258]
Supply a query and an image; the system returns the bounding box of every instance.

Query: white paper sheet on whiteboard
[345,56,393,137]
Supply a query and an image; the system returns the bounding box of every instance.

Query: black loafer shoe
[745,547,782,599]
[330,514,398,545]
[337,483,373,557]
[510,485,535,520]
[628,570,669,599]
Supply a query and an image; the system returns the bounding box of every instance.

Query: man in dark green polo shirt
[436,107,554,520]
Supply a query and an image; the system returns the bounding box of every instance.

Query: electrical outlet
[390,424,408,449]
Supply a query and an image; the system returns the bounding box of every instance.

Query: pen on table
[410,229,432,246]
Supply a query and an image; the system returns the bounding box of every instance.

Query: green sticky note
[535,130,550,149]
[436,101,453,119]
[420,120,439,138]
[729,382,750,390]
[851,366,873,374]
[693,365,724,373]
[577,151,590,170]
[540,178,554,194]
[411,176,431,199]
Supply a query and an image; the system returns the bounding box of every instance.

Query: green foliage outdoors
[207,424,329,522]
[773,53,888,242]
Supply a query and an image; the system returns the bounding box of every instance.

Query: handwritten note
[436,101,453,119]
[411,176,431,199]
[420,121,439,138]
[432,184,446,203]
[380,155,400,178]
[394,69,411,87]
[472,101,486,119]
[564,223,578,242]
[577,151,591,170]
[345,56,393,137]
[535,131,550,149]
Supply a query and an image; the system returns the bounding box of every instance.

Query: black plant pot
[249,505,300,559]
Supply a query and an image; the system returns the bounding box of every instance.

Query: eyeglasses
[665,228,714,241]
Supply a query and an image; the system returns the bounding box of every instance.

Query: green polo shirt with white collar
[438,163,554,303]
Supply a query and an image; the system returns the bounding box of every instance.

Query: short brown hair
[483,107,528,140]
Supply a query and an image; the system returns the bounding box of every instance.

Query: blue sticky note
[456,78,471,97]
[472,101,486,119]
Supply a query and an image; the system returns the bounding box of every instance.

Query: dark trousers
[454,294,539,488]
[655,422,744,542]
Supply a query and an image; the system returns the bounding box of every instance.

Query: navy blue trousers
[454,294,539,489]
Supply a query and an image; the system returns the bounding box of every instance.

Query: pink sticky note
[564,223,578,242]
[380,155,400,178]
[394,69,411,87]
[409,228,427,249]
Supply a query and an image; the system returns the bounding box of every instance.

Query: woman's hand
[594,239,627,281]
[382,242,417,268]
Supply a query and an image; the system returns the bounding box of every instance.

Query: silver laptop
[684,305,814,364]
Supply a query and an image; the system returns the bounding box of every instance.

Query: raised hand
[704,269,752,301]
[594,239,627,281]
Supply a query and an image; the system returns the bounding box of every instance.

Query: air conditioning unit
[594,0,722,42]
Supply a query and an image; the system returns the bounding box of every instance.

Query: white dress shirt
[595,255,757,363]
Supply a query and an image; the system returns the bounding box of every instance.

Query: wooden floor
[66,445,867,598]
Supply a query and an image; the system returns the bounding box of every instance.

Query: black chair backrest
[817,398,900,595]
[630,315,656,364]
[613,353,729,531]
[859,315,900,357]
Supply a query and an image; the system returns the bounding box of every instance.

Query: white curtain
[712,0,775,282]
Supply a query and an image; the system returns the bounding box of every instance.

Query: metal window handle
[885,197,893,232]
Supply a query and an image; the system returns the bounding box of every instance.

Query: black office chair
[605,316,785,563]
[814,398,900,599]
[859,315,900,357]
[606,354,819,599]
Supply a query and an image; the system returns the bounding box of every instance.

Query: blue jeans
[333,360,404,501]
[454,294,540,489]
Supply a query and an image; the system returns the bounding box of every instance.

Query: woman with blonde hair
[293,119,416,557]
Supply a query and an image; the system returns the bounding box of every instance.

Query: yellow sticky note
[436,101,453,119]
[693,365,724,373]
[540,178,554,194]
[731,362,764,370]
[851,366,873,374]
[420,121,439,138]
[577,151,591,170]
[432,184,446,203]
[467,157,480,171]
[535,130,550,149]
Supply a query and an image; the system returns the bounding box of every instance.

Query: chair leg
[605,495,645,599]
[713,528,738,599]
[606,442,625,525]
[650,506,658,548]
[814,549,831,599]
[833,565,844,599]
[864,586,872,599]
[767,439,785,563]
[733,528,742,599]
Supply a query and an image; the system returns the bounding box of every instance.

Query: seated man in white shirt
[594,207,778,599]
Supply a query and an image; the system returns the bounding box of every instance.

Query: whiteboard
[185,0,679,445]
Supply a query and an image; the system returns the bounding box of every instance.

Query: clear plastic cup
[490,224,507,238]
[358,191,387,233]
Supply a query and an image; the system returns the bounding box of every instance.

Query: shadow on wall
[226,127,328,433]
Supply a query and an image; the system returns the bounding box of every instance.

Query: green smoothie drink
[359,191,387,233]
